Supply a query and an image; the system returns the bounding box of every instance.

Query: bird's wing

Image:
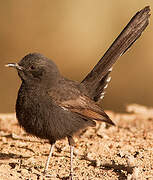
[49,79,115,125]
[59,95,115,126]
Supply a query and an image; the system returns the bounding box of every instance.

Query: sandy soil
[0,104,153,180]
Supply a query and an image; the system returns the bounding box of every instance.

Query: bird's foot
[42,171,55,179]
[69,173,73,180]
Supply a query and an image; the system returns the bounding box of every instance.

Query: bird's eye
[30,65,35,70]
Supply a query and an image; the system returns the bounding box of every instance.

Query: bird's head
[6,53,61,87]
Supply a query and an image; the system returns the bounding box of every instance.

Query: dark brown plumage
[15,53,114,144]
[6,6,150,179]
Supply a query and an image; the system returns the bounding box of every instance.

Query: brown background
[0,0,153,113]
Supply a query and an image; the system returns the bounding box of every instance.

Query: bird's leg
[68,136,75,180]
[43,143,55,175]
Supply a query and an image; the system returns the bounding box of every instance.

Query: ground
[0,104,153,180]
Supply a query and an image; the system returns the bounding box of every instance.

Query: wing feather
[60,96,115,125]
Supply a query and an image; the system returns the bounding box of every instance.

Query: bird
[5,6,150,179]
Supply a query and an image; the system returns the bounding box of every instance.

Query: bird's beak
[5,63,23,70]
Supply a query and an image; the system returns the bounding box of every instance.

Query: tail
[81,6,150,101]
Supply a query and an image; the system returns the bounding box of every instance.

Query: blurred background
[0,0,153,113]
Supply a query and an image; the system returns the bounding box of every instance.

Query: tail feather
[81,6,150,101]
[93,68,112,102]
